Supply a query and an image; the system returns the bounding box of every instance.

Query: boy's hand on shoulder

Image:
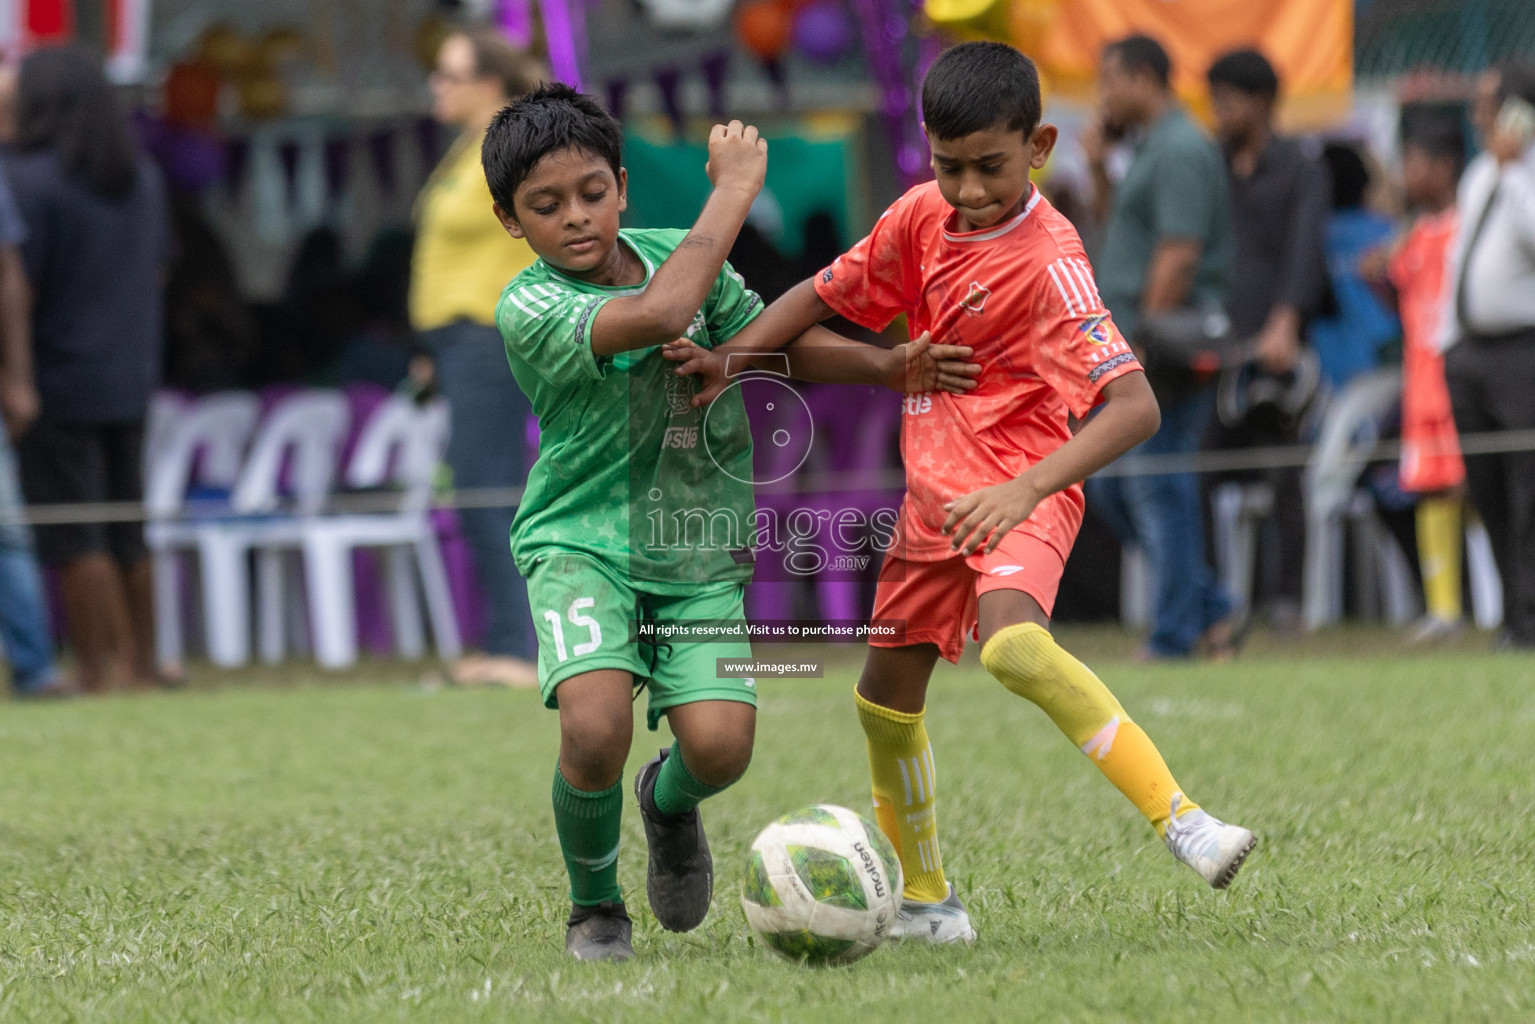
[942,477,1043,556]
[887,332,981,395]
[706,120,768,198]
[663,339,731,407]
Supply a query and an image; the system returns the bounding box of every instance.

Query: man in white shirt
[1442,63,1535,649]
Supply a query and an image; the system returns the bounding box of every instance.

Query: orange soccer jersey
[1389,208,1464,494]
[814,182,1143,567]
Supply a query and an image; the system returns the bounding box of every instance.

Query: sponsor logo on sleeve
[1078,313,1114,345]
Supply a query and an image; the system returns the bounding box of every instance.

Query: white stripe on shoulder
[1073,259,1104,308]
[1052,260,1087,312]
[503,291,540,318]
[505,288,555,318]
[1066,260,1101,313]
[1046,262,1078,315]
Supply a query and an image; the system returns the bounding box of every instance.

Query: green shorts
[525,551,757,730]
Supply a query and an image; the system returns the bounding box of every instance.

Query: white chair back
[343,397,449,513]
[144,391,190,476]
[231,390,351,516]
[1303,369,1402,512]
[145,391,262,518]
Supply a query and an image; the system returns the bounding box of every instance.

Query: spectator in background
[1442,63,1535,650]
[1308,143,1400,392]
[162,195,257,393]
[1361,118,1466,642]
[1085,34,1236,660]
[7,46,170,691]
[1202,48,1329,632]
[0,97,68,697]
[263,226,359,385]
[411,29,543,687]
[329,228,416,389]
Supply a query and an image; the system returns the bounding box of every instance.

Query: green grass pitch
[1,631,1533,1022]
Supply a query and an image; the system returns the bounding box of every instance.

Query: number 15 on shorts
[544,597,602,662]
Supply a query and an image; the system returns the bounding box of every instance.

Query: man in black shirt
[1204,48,1330,631]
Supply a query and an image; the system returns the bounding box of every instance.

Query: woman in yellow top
[412,28,542,687]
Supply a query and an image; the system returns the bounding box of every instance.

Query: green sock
[651,741,735,817]
[551,765,623,907]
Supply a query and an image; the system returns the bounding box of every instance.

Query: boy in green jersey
[483,84,978,960]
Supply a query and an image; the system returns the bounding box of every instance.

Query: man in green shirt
[1083,34,1237,661]
[484,84,977,961]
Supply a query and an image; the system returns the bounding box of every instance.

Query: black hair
[481,82,622,215]
[1321,141,1370,210]
[16,44,140,199]
[1207,48,1279,101]
[1103,34,1171,90]
[1498,61,1535,107]
[1400,106,1466,177]
[921,42,1042,141]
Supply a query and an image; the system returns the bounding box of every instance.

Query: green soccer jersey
[496,228,761,591]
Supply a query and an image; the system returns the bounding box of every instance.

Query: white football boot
[1163,793,1256,889]
[889,884,978,943]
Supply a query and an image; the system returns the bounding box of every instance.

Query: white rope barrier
[13,428,1535,527]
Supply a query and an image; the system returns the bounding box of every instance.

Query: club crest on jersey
[665,373,695,417]
[957,281,991,317]
[1079,314,1114,346]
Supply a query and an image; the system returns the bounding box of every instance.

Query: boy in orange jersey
[667,41,1255,941]
[1364,121,1467,641]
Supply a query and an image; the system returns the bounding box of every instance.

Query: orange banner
[1034,0,1352,111]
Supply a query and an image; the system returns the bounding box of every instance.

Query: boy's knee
[979,621,1056,700]
[560,705,632,785]
[678,726,753,787]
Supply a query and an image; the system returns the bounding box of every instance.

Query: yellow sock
[980,622,1196,835]
[1417,497,1463,622]
[854,690,948,903]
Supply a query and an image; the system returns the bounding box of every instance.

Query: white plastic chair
[144,391,262,672]
[254,396,462,669]
[1466,520,1503,630]
[144,390,191,475]
[1301,369,1408,629]
[150,390,352,667]
[1119,544,1151,630]
[1210,481,1275,622]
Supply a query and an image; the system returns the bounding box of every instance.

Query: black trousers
[1445,332,1535,643]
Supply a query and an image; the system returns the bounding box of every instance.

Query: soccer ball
[741,804,903,966]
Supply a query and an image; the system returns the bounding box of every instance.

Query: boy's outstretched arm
[943,371,1160,555]
[589,121,766,357]
[663,279,980,403]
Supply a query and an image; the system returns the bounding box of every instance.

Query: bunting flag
[105,0,151,83]
[24,0,71,41]
[498,0,533,49]
[536,0,587,89]
[0,0,72,60]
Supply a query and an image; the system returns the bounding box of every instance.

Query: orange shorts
[1401,341,1465,494]
[869,529,1067,663]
